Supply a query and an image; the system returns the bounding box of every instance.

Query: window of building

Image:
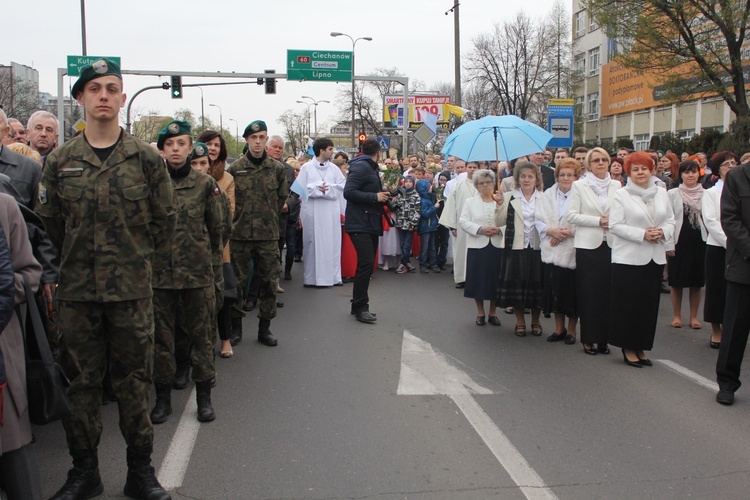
[588,92,599,121]
[676,129,694,139]
[574,53,585,79]
[574,96,584,117]
[575,11,586,38]
[589,12,599,32]
[634,134,650,151]
[588,47,600,76]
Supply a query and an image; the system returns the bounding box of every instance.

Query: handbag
[22,278,71,425]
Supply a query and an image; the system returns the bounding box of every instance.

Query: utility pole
[446,2,461,106]
[80,0,87,55]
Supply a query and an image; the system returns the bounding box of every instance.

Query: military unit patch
[168,123,180,134]
[92,59,108,74]
[251,123,260,132]
[196,145,205,156]
[39,183,48,204]
[214,187,220,195]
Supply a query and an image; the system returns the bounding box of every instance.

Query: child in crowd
[416,179,441,273]
[395,176,421,274]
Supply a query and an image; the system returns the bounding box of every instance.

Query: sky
[4,0,564,139]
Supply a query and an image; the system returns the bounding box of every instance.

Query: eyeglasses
[720,160,737,168]
[590,158,609,163]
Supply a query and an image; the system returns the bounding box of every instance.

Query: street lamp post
[197,86,205,130]
[330,32,372,149]
[300,96,330,138]
[209,103,223,137]
[296,101,313,135]
[228,118,239,157]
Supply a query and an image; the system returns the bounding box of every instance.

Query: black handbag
[22,278,71,425]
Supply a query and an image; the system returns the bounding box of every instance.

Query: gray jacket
[0,145,42,209]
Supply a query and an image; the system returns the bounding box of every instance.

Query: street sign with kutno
[287,50,352,82]
[67,55,121,76]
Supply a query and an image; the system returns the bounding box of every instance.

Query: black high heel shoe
[622,349,642,368]
[583,344,597,355]
[476,316,486,326]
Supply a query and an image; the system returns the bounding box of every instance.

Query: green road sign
[67,55,121,76]
[287,50,352,82]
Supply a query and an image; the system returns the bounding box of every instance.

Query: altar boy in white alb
[298,138,346,287]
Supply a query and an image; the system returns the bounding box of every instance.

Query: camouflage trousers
[231,239,280,321]
[153,287,216,385]
[58,299,154,451]
[174,280,222,366]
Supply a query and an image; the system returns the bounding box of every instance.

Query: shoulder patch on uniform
[214,186,220,196]
[38,183,48,204]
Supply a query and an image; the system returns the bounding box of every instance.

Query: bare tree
[278,109,308,156]
[0,71,41,124]
[465,11,560,122]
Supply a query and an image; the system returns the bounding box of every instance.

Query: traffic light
[264,69,276,95]
[170,75,183,99]
[358,132,367,146]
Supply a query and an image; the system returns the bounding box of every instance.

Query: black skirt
[703,245,727,324]
[576,243,612,344]
[667,212,706,287]
[542,263,577,317]
[497,247,544,309]
[608,261,664,351]
[464,244,503,300]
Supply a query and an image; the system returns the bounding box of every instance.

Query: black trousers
[716,281,750,393]
[436,225,450,267]
[349,232,379,313]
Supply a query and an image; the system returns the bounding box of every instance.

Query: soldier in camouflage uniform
[228,120,288,346]
[151,124,224,425]
[36,59,174,500]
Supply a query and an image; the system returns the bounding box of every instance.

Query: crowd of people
[1,55,750,500]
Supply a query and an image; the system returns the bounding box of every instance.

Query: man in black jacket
[344,139,391,323]
[716,161,750,405]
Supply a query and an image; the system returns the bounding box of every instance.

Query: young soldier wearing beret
[227,120,288,346]
[37,58,175,500]
[151,123,224,425]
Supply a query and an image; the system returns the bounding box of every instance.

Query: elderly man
[8,118,26,144]
[0,109,42,208]
[266,135,299,282]
[26,110,59,162]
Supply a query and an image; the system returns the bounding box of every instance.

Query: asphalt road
[32,262,750,499]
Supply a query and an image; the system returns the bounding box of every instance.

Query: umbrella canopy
[441,115,553,162]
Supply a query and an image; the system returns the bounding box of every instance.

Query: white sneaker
[383,265,389,271]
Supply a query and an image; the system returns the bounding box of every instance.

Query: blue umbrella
[441,115,553,162]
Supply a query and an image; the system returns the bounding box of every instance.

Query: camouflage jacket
[36,130,176,302]
[227,152,288,241]
[152,167,224,289]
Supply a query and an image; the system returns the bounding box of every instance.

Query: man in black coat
[716,161,750,405]
[344,139,391,323]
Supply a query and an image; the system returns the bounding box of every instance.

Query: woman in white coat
[536,158,581,345]
[665,160,706,329]
[608,152,676,367]
[459,170,506,326]
[701,151,739,348]
[566,148,621,355]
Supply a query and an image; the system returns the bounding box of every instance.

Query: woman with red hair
[657,152,679,189]
[608,152,676,367]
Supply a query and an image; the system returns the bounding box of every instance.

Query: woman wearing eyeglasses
[701,151,740,348]
[459,169,505,325]
[566,148,621,355]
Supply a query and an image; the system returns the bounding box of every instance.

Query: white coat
[701,182,726,248]
[566,177,621,249]
[535,185,577,269]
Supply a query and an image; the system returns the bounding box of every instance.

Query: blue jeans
[419,231,437,268]
[398,229,414,266]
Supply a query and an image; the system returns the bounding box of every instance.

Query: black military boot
[124,445,171,500]
[172,349,191,390]
[49,448,103,500]
[258,318,278,346]
[230,317,243,346]
[150,383,172,424]
[195,380,216,422]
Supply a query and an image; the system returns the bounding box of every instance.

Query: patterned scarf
[678,183,704,228]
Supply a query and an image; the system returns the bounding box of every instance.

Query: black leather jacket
[344,155,384,236]
[722,163,750,285]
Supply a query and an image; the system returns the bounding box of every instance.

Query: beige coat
[217,171,235,264]
[0,192,42,454]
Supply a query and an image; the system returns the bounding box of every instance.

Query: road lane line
[157,387,200,490]
[452,393,558,500]
[399,331,558,500]
[657,359,718,392]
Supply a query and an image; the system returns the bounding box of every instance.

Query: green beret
[157,120,192,150]
[192,142,209,158]
[71,58,122,97]
[242,120,267,138]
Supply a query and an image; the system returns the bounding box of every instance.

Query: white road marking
[398,330,558,500]
[657,359,719,392]
[157,387,200,490]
